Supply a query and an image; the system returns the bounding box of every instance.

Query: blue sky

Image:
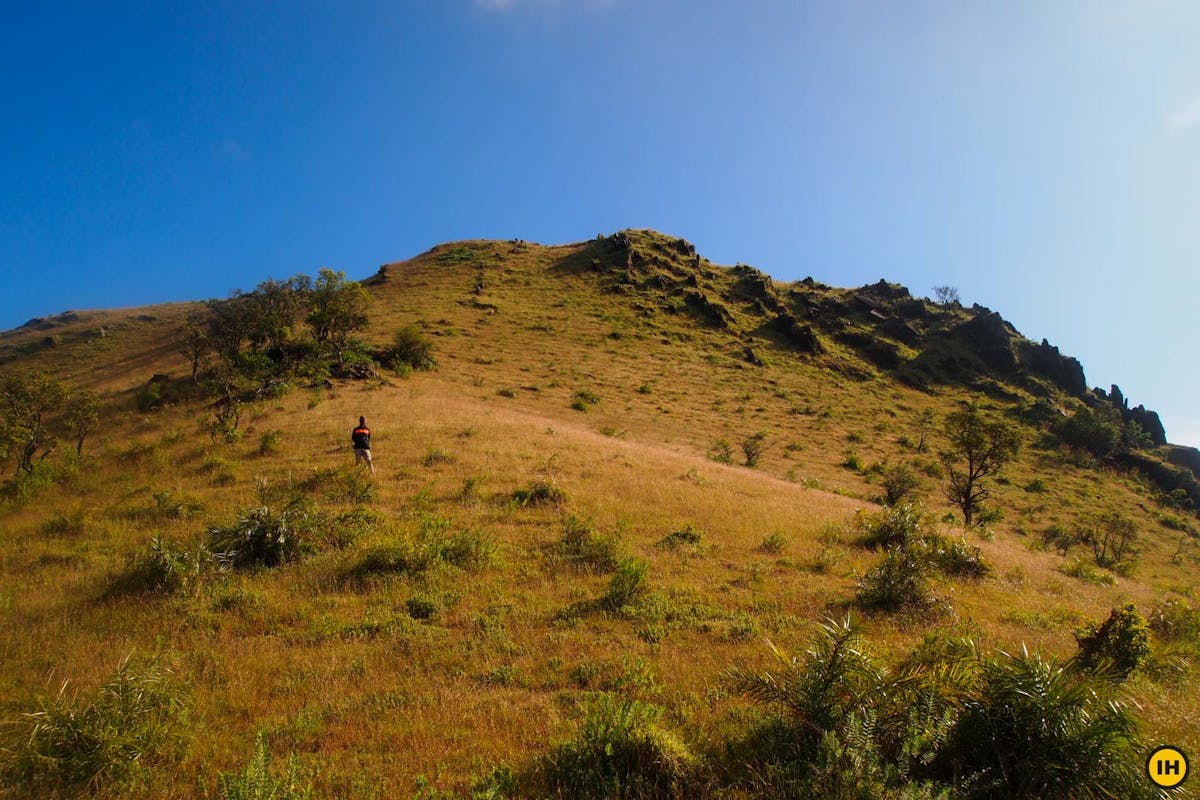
[2,1,1197,444]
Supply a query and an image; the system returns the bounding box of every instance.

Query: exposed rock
[895,298,929,321]
[770,312,823,353]
[1167,445,1200,480]
[682,290,735,330]
[859,279,911,302]
[950,311,1018,372]
[876,316,921,347]
[1019,339,1087,396]
[1130,405,1167,446]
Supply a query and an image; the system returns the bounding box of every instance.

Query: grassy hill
[1,230,1197,798]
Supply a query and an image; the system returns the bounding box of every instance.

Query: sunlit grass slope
[0,230,1197,797]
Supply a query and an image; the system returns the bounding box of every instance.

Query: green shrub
[406,596,438,621]
[658,525,702,549]
[879,463,921,506]
[571,389,600,412]
[855,503,925,549]
[924,535,990,580]
[558,515,620,572]
[741,432,769,467]
[843,451,864,472]
[107,536,211,597]
[604,558,651,610]
[385,325,436,371]
[257,429,282,456]
[1148,596,1200,645]
[1081,512,1139,572]
[759,532,787,554]
[1024,478,1046,493]
[935,649,1148,800]
[1059,557,1117,586]
[540,695,693,800]
[216,731,312,800]
[1074,604,1151,679]
[511,477,566,508]
[433,527,495,570]
[343,544,423,585]
[855,546,932,612]
[709,439,734,464]
[2,656,186,794]
[207,500,313,569]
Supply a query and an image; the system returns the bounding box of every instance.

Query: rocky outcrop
[949,311,1018,372]
[1167,445,1200,480]
[1019,339,1087,396]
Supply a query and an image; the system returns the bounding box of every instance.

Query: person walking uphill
[352,416,375,475]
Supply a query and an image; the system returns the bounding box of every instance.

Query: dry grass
[0,234,1197,796]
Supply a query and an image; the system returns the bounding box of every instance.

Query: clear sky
[2,2,1197,445]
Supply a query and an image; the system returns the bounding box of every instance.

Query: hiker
[352,416,375,475]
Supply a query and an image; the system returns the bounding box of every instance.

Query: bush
[216,731,312,800]
[558,515,620,572]
[571,389,600,412]
[2,656,186,794]
[759,532,787,554]
[107,536,211,597]
[936,649,1148,800]
[385,325,436,371]
[207,500,313,569]
[741,432,769,467]
[604,558,651,610]
[855,546,933,612]
[1074,604,1151,679]
[709,439,734,465]
[925,535,990,579]
[1059,557,1117,586]
[1148,596,1200,645]
[855,503,925,549]
[258,430,282,456]
[1082,512,1139,571]
[511,477,566,508]
[540,695,693,800]
[879,463,921,506]
[406,596,438,621]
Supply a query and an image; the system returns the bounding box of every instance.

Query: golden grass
[1,235,1197,796]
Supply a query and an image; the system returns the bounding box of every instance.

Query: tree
[933,285,961,305]
[178,309,211,384]
[305,268,370,366]
[0,370,68,475]
[244,275,311,354]
[65,388,100,457]
[205,295,256,363]
[939,404,1020,526]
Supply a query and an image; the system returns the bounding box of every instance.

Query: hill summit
[1,229,1198,798]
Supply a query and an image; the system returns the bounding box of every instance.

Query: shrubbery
[1,657,187,794]
[725,618,1154,800]
[538,695,694,799]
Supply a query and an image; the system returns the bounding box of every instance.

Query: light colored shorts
[354,447,373,466]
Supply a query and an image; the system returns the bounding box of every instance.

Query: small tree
[178,310,211,385]
[939,404,1019,526]
[1082,512,1139,570]
[933,285,961,305]
[915,409,935,452]
[0,370,68,475]
[880,463,920,506]
[741,431,769,467]
[65,388,100,457]
[306,268,370,366]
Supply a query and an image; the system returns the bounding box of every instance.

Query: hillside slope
[1,230,1197,798]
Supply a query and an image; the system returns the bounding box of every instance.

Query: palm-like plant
[937,647,1150,800]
